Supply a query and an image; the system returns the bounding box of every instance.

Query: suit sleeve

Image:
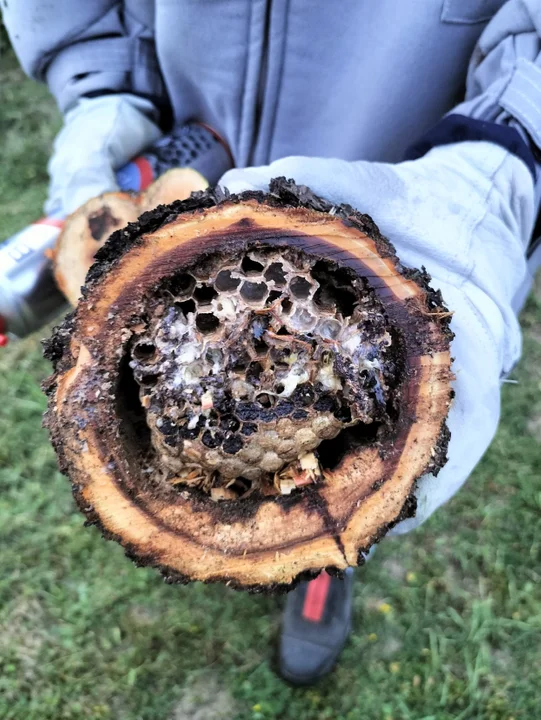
[2,1,168,120]
[405,0,541,208]
[452,0,541,151]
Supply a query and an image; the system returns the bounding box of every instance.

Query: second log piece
[51,168,209,305]
[43,179,454,592]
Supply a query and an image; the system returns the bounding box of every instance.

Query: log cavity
[123,246,403,500]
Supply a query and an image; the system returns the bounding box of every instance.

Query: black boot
[278,569,354,685]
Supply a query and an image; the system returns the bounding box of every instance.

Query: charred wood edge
[42,178,453,593]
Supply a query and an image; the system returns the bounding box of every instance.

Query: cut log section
[51,168,209,305]
[43,179,454,592]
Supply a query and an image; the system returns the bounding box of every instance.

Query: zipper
[248,0,272,165]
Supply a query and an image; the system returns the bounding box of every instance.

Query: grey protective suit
[5,1,541,168]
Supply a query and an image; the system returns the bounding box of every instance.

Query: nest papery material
[129,247,396,495]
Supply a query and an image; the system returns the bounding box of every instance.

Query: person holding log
[4,1,541,685]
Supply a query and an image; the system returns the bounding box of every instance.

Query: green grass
[1,42,541,720]
[0,36,61,239]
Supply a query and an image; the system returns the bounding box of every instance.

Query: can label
[1,222,62,276]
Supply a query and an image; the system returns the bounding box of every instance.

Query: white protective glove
[221,143,535,532]
[46,94,162,216]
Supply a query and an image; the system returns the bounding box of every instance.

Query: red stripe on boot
[302,571,331,623]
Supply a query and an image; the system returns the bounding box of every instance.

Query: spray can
[0,123,232,345]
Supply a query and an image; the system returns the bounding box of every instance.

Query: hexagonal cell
[312,415,341,440]
[241,422,258,436]
[166,273,196,298]
[201,430,224,449]
[294,427,318,452]
[266,290,282,305]
[291,383,316,406]
[177,298,196,317]
[237,444,264,463]
[240,280,268,304]
[250,316,269,339]
[270,346,292,369]
[252,336,269,355]
[215,269,241,292]
[222,433,244,455]
[195,312,220,334]
[211,296,237,322]
[241,255,265,275]
[138,371,159,387]
[316,318,342,340]
[193,284,219,305]
[228,348,252,372]
[259,452,283,473]
[289,276,313,299]
[280,298,293,315]
[132,341,157,362]
[264,262,287,286]
[220,415,241,433]
[288,306,317,332]
[256,392,275,408]
[256,429,280,451]
[246,361,263,386]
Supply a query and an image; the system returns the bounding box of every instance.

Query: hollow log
[43,179,453,592]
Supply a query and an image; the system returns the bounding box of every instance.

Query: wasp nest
[44,179,453,591]
[130,248,396,498]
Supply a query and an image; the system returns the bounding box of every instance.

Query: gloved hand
[221,143,535,532]
[45,94,162,216]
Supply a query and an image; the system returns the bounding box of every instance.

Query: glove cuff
[404,114,537,180]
